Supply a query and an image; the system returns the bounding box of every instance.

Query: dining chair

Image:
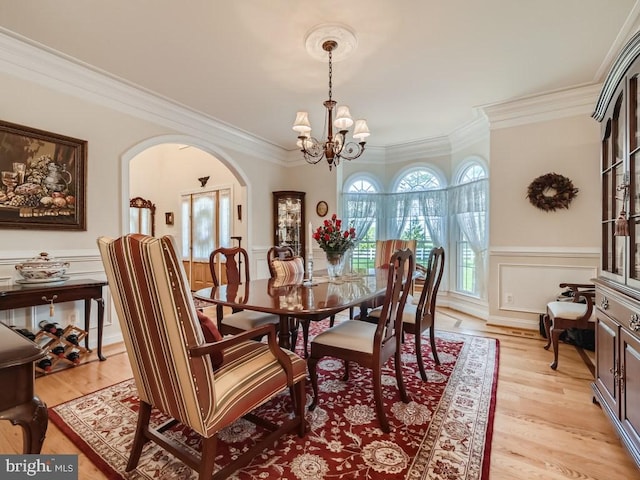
[208,246,280,336]
[374,239,417,269]
[307,248,414,433]
[268,254,336,357]
[97,234,307,480]
[543,282,595,370]
[266,246,295,277]
[357,239,419,315]
[368,247,445,380]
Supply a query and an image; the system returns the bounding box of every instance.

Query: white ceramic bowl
[15,252,69,281]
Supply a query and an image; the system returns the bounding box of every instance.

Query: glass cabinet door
[272,191,306,263]
[629,70,640,287]
[602,91,626,282]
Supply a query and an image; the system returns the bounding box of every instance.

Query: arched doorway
[125,138,248,290]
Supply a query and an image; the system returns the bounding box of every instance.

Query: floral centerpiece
[312,214,356,278]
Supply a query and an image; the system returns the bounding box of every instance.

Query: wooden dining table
[194,270,390,350]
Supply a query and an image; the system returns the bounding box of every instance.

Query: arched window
[343,175,380,272]
[348,178,377,193]
[391,167,447,266]
[396,168,442,192]
[451,159,488,298]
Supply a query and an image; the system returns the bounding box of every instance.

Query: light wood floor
[1,308,637,480]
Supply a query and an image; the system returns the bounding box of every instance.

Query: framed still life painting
[0,119,87,230]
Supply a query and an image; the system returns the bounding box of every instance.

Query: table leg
[0,396,48,454]
[84,298,92,352]
[84,296,107,361]
[278,315,291,350]
[96,297,105,361]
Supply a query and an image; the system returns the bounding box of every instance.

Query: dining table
[194,270,390,351]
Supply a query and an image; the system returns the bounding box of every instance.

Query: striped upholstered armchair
[98,234,307,480]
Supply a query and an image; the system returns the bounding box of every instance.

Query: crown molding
[482,83,602,130]
[0,28,604,167]
[384,136,451,162]
[0,29,284,163]
[449,112,490,153]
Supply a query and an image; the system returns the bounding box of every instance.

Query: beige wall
[0,72,288,346]
[0,42,603,341]
[488,114,600,327]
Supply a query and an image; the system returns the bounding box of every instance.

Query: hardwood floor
[0,308,637,479]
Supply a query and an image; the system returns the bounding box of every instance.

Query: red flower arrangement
[313,214,356,254]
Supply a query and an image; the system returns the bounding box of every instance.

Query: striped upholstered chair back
[375,239,417,269]
[98,234,214,436]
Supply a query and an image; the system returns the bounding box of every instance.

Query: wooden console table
[0,322,48,453]
[0,279,107,361]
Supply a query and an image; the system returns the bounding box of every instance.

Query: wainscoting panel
[499,263,597,314]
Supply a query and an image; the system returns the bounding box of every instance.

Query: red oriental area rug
[50,321,499,480]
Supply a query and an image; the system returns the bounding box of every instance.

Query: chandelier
[293,31,370,171]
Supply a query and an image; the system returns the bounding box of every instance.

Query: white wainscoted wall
[488,247,599,330]
[0,251,120,348]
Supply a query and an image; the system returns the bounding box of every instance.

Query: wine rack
[34,325,89,374]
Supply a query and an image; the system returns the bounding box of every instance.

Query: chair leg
[372,364,390,433]
[329,315,335,327]
[543,314,552,350]
[308,357,320,411]
[429,327,440,366]
[199,435,217,480]
[394,348,410,404]
[342,360,350,381]
[550,327,563,370]
[415,332,428,382]
[294,379,307,437]
[126,400,152,472]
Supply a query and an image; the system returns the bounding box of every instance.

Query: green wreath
[526,173,579,212]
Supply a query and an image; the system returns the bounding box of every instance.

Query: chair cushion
[272,257,305,284]
[312,320,378,354]
[547,301,593,321]
[197,310,223,343]
[222,310,280,330]
[208,341,307,432]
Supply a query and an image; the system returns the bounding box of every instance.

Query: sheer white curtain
[415,190,448,247]
[343,193,379,272]
[449,178,488,298]
[385,193,413,239]
[343,193,378,244]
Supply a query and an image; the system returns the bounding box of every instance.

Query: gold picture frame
[0,120,87,230]
[316,200,328,217]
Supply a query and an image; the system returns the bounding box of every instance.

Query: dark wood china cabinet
[272,191,306,264]
[593,30,640,469]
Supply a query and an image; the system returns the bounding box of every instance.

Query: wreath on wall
[526,172,579,212]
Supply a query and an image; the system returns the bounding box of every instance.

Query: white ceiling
[1,1,639,151]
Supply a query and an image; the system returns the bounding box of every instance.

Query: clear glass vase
[325,251,347,279]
